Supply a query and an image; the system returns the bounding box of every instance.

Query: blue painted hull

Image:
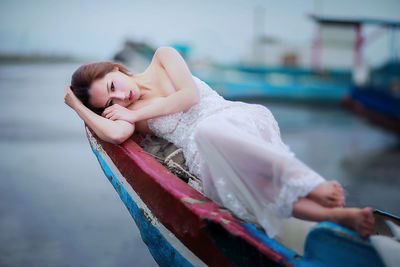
[343,86,400,135]
[90,144,194,266]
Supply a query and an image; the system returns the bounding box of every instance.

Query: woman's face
[89,70,138,109]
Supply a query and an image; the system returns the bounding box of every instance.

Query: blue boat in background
[195,15,400,136]
[194,64,352,102]
[202,60,400,135]
[343,61,400,135]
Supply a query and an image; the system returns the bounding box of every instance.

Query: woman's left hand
[102,104,137,123]
[64,85,81,109]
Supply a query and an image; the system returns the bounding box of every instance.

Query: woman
[64,46,374,238]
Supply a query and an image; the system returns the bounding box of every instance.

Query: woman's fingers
[64,85,75,97]
[102,109,109,117]
[102,107,109,116]
[64,85,79,108]
[107,111,121,121]
[102,107,114,117]
[64,86,70,98]
[102,104,117,117]
[105,111,119,120]
[109,114,119,121]
[102,104,124,118]
[105,111,113,119]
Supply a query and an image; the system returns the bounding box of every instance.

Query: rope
[140,149,203,188]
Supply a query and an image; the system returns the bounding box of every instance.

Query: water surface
[0,62,158,267]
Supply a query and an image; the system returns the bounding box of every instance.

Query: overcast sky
[0,0,399,64]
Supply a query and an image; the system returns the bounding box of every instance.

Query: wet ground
[0,62,399,266]
[0,62,158,267]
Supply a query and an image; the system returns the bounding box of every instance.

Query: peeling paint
[89,142,198,267]
[220,218,230,224]
[181,197,205,204]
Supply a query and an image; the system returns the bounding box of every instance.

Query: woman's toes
[362,207,373,217]
[361,207,374,236]
[340,196,345,206]
[308,181,347,208]
[332,180,341,188]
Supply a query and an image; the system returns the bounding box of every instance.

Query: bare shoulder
[152,47,197,92]
[154,46,180,60]
[153,46,188,70]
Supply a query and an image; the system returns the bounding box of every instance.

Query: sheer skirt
[193,109,325,237]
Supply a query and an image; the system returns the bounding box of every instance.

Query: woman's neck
[130,72,150,100]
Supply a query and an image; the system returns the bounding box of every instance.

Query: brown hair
[71,61,132,114]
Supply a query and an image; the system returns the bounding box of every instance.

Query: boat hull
[343,87,400,135]
[86,126,386,267]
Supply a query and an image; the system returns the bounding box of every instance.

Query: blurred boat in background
[193,63,352,103]
[112,14,400,136]
[113,40,156,72]
[343,61,400,136]
[112,39,353,103]
[324,15,400,136]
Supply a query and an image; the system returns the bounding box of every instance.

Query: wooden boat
[86,126,397,266]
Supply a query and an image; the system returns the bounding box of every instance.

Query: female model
[64,46,374,238]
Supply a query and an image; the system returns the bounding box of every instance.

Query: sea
[0,61,399,266]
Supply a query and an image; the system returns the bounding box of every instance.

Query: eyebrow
[104,82,110,109]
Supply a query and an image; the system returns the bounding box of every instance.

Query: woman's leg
[292,197,374,237]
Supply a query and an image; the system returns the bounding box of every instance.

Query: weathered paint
[88,128,281,265]
[88,131,206,267]
[181,197,206,204]
[241,221,298,263]
[299,222,385,267]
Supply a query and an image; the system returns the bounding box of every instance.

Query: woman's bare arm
[103,47,200,123]
[64,86,134,144]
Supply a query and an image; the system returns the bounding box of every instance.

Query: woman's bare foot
[331,207,375,237]
[308,181,345,208]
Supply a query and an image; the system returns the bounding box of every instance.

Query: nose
[111,91,126,101]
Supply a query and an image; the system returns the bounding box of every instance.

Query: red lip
[129,90,133,100]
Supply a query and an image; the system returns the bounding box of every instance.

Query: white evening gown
[148,76,325,237]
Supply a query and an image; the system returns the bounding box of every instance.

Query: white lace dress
[148,76,325,237]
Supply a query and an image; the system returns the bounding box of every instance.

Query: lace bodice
[148,76,283,177]
[148,76,231,137]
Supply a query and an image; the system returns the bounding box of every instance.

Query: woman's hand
[64,85,81,109]
[102,104,137,124]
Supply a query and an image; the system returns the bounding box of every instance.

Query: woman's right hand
[64,85,81,110]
